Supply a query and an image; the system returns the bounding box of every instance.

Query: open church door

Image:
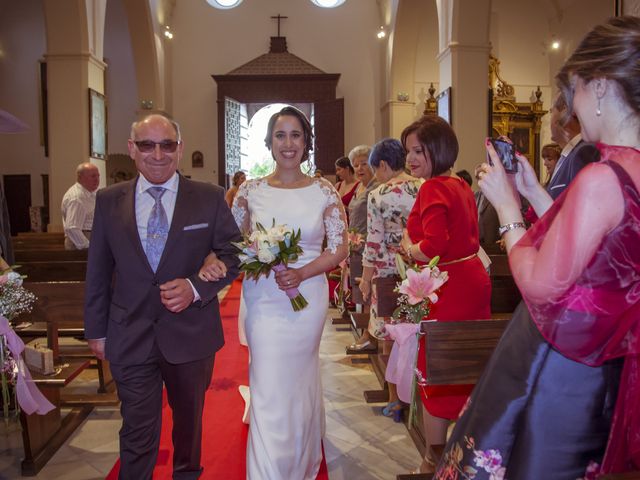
[223,97,247,188]
[313,98,344,174]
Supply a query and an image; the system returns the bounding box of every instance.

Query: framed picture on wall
[436,87,452,125]
[89,88,107,159]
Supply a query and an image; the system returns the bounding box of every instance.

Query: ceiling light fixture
[206,0,243,9]
[311,0,347,7]
[551,40,560,50]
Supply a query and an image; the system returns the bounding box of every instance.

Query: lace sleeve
[231,181,251,235]
[317,178,347,254]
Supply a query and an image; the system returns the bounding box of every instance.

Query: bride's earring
[596,97,602,117]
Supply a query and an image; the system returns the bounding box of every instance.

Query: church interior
[0,0,637,479]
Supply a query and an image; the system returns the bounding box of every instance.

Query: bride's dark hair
[264,106,314,162]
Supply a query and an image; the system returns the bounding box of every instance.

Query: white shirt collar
[136,172,179,195]
[561,133,582,157]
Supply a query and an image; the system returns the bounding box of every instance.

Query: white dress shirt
[61,182,96,249]
[135,172,200,301]
[550,133,582,184]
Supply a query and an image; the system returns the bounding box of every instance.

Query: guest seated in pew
[434,17,640,478]
[61,162,100,250]
[399,115,492,474]
[358,138,421,418]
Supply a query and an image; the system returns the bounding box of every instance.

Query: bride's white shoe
[239,385,250,424]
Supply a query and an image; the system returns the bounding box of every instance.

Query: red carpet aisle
[106,279,328,479]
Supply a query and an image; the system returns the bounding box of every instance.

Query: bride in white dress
[232,106,347,479]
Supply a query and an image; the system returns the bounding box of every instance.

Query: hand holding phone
[489,138,518,174]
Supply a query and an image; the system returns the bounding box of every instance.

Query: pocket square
[183,223,209,231]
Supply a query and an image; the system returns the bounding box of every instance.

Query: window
[310,0,347,8]
[206,0,243,9]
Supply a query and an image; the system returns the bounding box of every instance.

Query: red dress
[406,176,491,419]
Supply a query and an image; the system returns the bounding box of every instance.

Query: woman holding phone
[434,16,640,479]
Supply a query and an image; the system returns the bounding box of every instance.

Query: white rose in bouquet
[257,246,276,263]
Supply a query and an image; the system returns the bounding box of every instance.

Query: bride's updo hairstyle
[264,106,315,162]
[400,115,458,178]
[556,16,640,121]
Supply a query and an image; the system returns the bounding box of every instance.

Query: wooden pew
[396,318,510,480]
[19,318,92,476]
[488,254,521,313]
[17,261,87,282]
[12,233,65,251]
[20,281,115,397]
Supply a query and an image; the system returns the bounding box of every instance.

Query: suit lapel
[155,175,193,272]
[117,177,152,272]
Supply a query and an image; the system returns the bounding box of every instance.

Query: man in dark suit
[547,93,600,199]
[85,114,240,480]
[474,165,500,251]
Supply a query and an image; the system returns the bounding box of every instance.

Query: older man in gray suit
[85,114,240,479]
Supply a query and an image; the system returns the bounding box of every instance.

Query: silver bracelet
[498,222,526,237]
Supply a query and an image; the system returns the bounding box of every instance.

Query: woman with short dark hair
[400,115,491,474]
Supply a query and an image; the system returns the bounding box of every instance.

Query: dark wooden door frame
[212,73,343,186]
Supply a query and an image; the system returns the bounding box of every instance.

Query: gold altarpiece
[424,55,547,174]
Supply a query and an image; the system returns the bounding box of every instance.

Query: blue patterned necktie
[145,186,169,272]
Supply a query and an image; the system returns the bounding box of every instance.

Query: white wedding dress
[232,178,346,480]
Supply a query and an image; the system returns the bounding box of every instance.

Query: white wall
[104,0,138,159]
[170,0,383,183]
[0,0,47,207]
[413,1,440,119]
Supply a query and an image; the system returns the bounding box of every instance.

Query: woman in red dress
[400,116,491,473]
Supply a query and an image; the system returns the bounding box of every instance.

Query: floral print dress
[362,177,422,337]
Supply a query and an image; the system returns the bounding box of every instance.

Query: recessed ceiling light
[311,0,347,8]
[206,0,243,9]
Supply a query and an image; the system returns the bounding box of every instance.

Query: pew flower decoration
[392,254,448,324]
[0,267,43,425]
[233,220,308,311]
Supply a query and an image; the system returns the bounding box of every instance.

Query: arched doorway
[212,36,343,187]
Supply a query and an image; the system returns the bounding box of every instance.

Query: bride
[202,106,347,479]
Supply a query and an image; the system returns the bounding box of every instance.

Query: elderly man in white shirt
[61,162,100,250]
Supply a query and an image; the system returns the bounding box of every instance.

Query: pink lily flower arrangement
[392,254,448,324]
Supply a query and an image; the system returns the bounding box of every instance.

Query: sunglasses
[134,140,182,153]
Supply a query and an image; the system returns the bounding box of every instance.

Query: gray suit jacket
[84,175,241,365]
[547,141,600,200]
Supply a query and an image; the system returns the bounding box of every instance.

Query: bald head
[130,114,181,142]
[77,162,100,192]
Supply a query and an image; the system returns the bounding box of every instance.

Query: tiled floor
[0,305,420,479]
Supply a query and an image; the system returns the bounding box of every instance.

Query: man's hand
[87,338,106,360]
[198,253,228,282]
[160,278,195,313]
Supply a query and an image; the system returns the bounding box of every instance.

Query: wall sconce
[164,26,174,39]
[140,99,154,110]
[377,26,386,39]
[551,40,560,50]
[397,92,409,102]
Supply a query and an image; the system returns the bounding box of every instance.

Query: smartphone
[489,138,518,174]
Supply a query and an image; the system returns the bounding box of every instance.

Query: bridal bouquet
[392,254,448,324]
[233,220,308,311]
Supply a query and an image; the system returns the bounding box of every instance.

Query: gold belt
[439,253,477,266]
